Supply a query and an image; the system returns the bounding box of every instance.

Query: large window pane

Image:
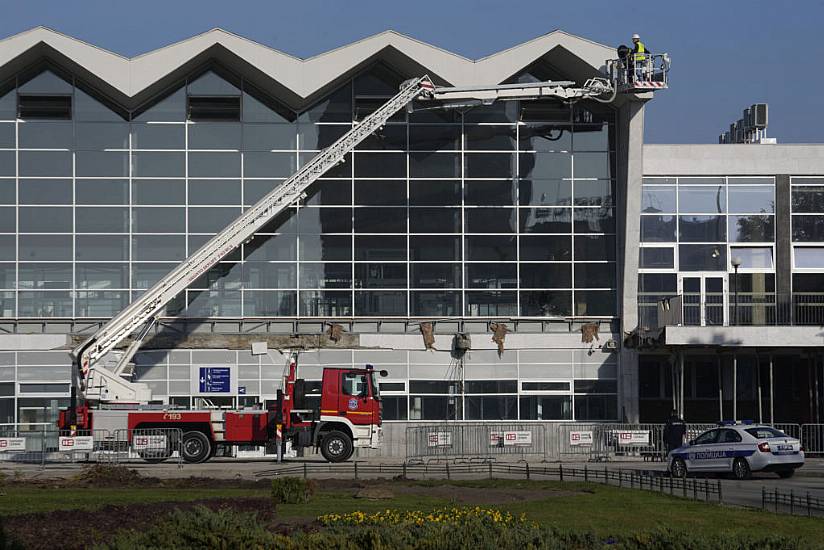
[132,235,185,261]
[354,207,405,233]
[520,208,571,233]
[132,152,185,177]
[520,263,571,288]
[465,263,517,289]
[19,179,72,205]
[410,264,461,288]
[18,292,72,317]
[792,215,824,242]
[18,151,71,177]
[730,247,773,269]
[354,153,405,178]
[77,180,128,205]
[465,153,513,178]
[466,208,516,233]
[792,185,824,213]
[409,208,460,233]
[466,291,517,316]
[519,235,570,261]
[131,123,185,149]
[76,291,128,317]
[520,395,572,420]
[678,185,725,213]
[679,244,726,271]
[19,207,72,232]
[244,290,297,316]
[189,152,241,178]
[575,235,616,261]
[729,215,774,242]
[75,122,129,149]
[133,180,186,205]
[465,396,517,420]
[641,215,676,242]
[518,180,571,207]
[354,180,405,205]
[794,247,824,269]
[410,181,461,206]
[76,235,128,261]
[19,263,72,289]
[354,263,406,288]
[641,185,676,213]
[76,151,129,177]
[188,123,241,150]
[410,236,460,261]
[298,234,347,261]
[297,263,349,289]
[354,291,407,316]
[518,153,571,179]
[465,181,515,206]
[521,290,572,317]
[465,125,515,150]
[679,215,726,242]
[354,235,405,261]
[76,264,129,289]
[574,290,615,316]
[409,125,460,150]
[133,207,185,233]
[18,121,73,149]
[639,247,674,269]
[188,180,241,205]
[465,235,516,261]
[519,124,571,152]
[299,291,352,316]
[573,208,615,233]
[411,291,460,316]
[76,207,128,233]
[729,185,774,214]
[188,207,241,233]
[410,152,460,178]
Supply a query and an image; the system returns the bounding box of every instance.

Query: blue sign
[198,367,231,393]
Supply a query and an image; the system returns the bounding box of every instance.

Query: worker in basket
[630,33,650,83]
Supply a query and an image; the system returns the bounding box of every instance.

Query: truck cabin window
[342,373,369,397]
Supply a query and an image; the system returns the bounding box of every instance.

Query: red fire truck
[59,352,386,463]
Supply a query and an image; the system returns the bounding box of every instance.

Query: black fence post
[488,462,493,480]
[762,486,766,510]
[682,477,687,498]
[526,462,530,480]
[618,470,623,488]
[790,489,794,515]
[446,462,450,480]
[354,461,358,480]
[403,462,407,479]
[717,480,722,503]
[303,462,308,480]
[807,493,811,518]
[704,479,709,503]
[584,465,588,482]
[692,479,697,500]
[559,464,564,482]
[669,476,674,495]
[774,488,779,513]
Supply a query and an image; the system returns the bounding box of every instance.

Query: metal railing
[0,424,183,467]
[762,487,824,517]
[607,53,670,89]
[642,293,824,328]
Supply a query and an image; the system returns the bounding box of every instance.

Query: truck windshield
[371,372,382,400]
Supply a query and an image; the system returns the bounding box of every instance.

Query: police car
[668,423,804,480]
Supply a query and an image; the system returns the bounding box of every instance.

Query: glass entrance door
[679,275,727,326]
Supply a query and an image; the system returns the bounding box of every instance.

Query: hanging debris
[420,322,435,350]
[580,322,600,344]
[326,323,344,343]
[489,322,508,356]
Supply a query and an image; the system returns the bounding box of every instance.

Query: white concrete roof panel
[0,27,615,101]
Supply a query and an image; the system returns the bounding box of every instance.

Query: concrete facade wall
[644,144,824,176]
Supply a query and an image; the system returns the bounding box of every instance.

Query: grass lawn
[3,479,823,546]
[0,487,269,516]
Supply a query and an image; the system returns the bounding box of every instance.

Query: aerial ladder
[67,72,628,423]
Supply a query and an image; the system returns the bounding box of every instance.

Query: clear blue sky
[2,0,822,143]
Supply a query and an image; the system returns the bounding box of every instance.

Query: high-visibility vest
[634,42,647,62]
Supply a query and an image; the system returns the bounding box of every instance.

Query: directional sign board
[198,367,231,393]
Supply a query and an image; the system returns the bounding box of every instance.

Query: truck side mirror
[379,370,388,377]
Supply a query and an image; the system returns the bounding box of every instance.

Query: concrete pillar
[616,98,647,423]
[775,175,792,316]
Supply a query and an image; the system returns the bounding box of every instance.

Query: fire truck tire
[320,431,353,463]
[182,431,212,464]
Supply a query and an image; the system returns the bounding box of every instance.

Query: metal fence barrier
[106,428,184,467]
[762,486,824,517]
[405,423,548,462]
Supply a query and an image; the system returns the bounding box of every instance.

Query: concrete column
[617,99,647,423]
[774,175,792,312]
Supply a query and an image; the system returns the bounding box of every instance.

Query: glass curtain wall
[638,176,776,326]
[0,63,617,319]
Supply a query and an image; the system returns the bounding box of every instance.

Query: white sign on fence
[490,431,533,447]
[427,432,452,447]
[616,430,650,446]
[59,436,94,451]
[0,438,26,451]
[569,431,594,446]
[133,435,167,451]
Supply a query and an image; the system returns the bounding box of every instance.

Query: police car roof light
[741,419,754,425]
[718,420,737,426]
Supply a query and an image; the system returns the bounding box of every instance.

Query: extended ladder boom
[74,75,617,403]
[74,76,436,397]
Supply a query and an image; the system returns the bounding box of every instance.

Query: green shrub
[94,506,279,550]
[271,477,315,505]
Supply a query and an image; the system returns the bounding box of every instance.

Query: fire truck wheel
[320,431,353,463]
[182,431,212,463]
